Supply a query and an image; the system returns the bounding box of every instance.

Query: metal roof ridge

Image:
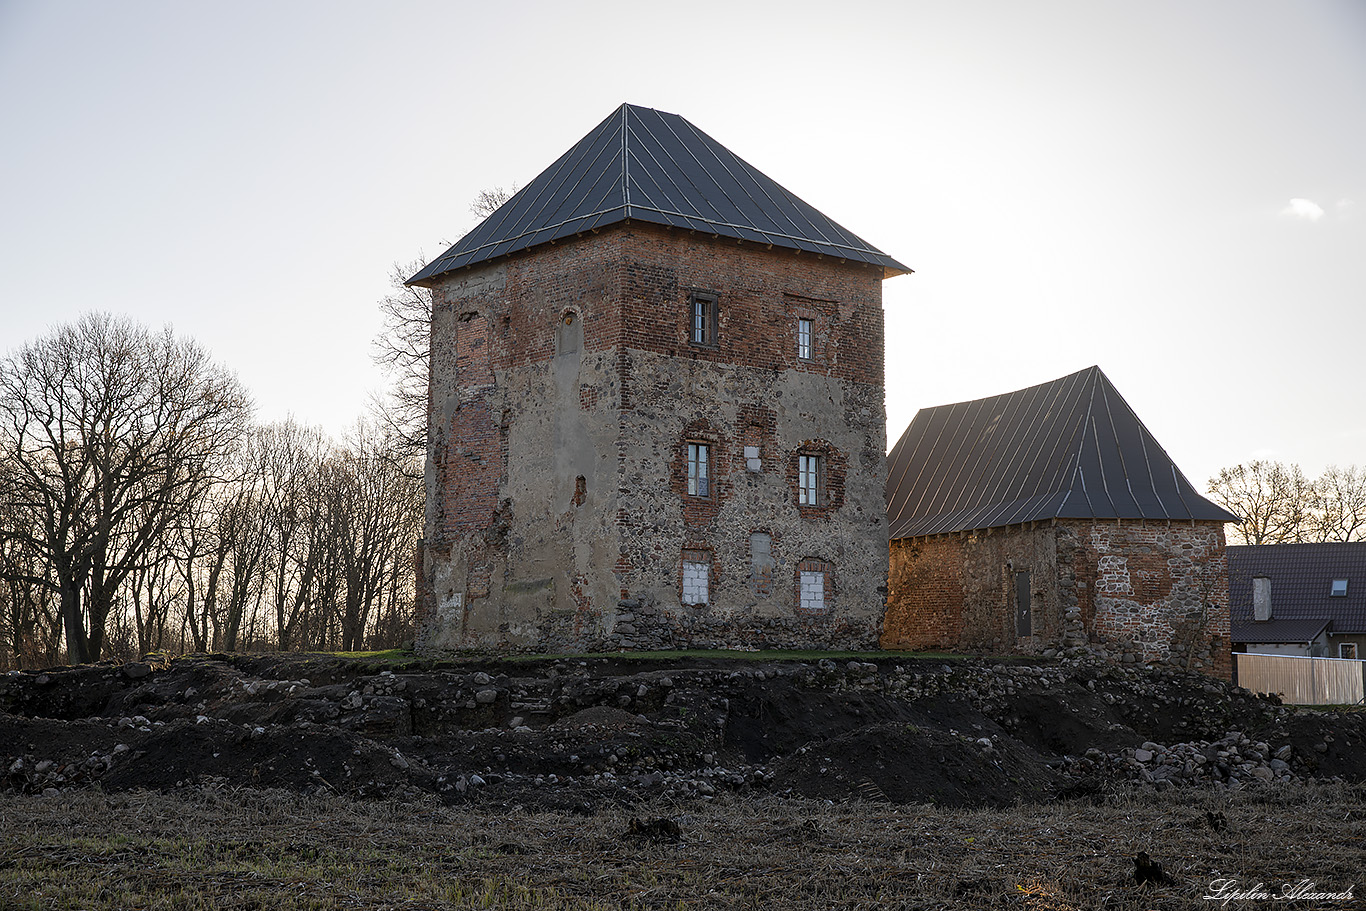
[1072,367,1100,517]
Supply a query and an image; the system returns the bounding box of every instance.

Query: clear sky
[1,0,1362,490]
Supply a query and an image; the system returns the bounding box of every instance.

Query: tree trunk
[59,582,91,665]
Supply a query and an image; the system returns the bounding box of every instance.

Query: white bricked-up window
[798,453,822,506]
[687,442,710,496]
[795,560,832,615]
[800,570,825,612]
[690,292,718,346]
[744,445,761,473]
[797,318,813,360]
[681,550,710,606]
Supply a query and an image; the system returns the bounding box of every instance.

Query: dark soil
[4,653,1365,809]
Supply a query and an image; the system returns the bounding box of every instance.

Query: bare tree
[253,420,329,650]
[371,259,432,459]
[469,186,517,220]
[1207,461,1313,545]
[1208,460,1366,545]
[0,470,62,670]
[0,313,251,663]
[317,421,422,651]
[1310,464,1366,542]
[371,185,518,462]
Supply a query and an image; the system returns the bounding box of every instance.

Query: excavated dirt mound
[4,653,1365,809]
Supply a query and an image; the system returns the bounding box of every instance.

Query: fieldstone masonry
[416,224,891,653]
[883,519,1231,678]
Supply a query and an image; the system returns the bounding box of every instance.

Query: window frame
[1331,578,1348,597]
[797,317,814,361]
[1340,642,1358,660]
[689,291,719,347]
[687,441,711,498]
[797,452,822,506]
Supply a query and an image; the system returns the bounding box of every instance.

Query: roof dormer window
[1331,579,1348,597]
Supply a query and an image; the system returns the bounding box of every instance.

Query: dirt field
[2,652,1364,908]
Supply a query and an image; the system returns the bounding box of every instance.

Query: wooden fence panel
[1235,653,1366,705]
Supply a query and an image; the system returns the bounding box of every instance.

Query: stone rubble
[3,653,1363,806]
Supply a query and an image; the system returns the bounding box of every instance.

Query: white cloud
[1281,198,1325,220]
[1337,198,1354,211]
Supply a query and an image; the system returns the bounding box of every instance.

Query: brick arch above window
[786,440,847,515]
[555,307,583,357]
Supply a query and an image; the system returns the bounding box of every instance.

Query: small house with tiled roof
[411,103,908,652]
[883,366,1237,677]
[1228,543,1366,659]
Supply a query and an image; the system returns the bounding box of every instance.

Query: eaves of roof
[1230,617,1332,644]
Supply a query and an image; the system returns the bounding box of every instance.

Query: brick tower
[410,104,909,652]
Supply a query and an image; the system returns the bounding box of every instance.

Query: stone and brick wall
[417,223,891,653]
[882,519,1232,678]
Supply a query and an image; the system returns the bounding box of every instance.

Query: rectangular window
[687,442,710,497]
[682,552,710,606]
[690,292,717,346]
[1341,643,1359,660]
[799,570,826,612]
[1331,579,1348,597]
[797,318,813,360]
[798,453,821,506]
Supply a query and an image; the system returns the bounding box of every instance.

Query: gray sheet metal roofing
[408,103,910,285]
[1230,617,1332,645]
[1228,543,1366,636]
[885,365,1239,539]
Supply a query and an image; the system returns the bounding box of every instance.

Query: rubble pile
[4,652,1364,808]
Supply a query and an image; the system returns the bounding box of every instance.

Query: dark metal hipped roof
[1228,543,1366,635]
[885,366,1239,539]
[409,103,910,285]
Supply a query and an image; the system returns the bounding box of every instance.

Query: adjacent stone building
[883,366,1237,678]
[410,104,909,652]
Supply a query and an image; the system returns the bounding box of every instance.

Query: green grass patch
[316,648,416,661]
[501,648,968,662]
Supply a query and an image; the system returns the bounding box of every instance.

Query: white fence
[1235,653,1366,705]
